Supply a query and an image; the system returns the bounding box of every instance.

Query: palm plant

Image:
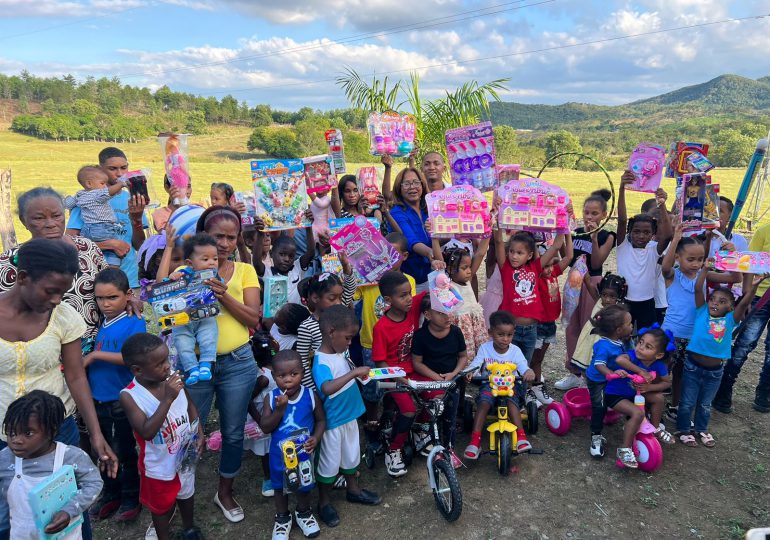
[336,68,509,158]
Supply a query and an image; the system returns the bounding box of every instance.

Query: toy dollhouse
[497,179,571,233]
[426,185,491,238]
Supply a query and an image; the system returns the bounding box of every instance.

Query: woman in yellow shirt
[189,206,261,523]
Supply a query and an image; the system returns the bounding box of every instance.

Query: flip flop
[677,432,698,447]
[697,432,715,448]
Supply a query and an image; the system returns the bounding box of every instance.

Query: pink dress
[480,266,503,328]
[450,281,488,362]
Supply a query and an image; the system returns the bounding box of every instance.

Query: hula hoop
[534,152,616,234]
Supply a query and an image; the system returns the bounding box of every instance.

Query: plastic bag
[561,255,588,328]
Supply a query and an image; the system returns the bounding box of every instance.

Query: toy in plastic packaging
[687,151,714,173]
[251,159,310,231]
[715,250,770,274]
[264,276,288,318]
[280,429,315,493]
[325,129,346,174]
[428,270,464,314]
[426,185,491,238]
[120,169,151,201]
[29,464,84,540]
[627,143,665,193]
[357,166,382,209]
[329,216,401,284]
[497,178,571,233]
[445,121,498,192]
[367,111,416,157]
[303,154,337,194]
[233,191,258,226]
[207,419,265,451]
[158,134,190,205]
[496,164,521,184]
[142,269,221,333]
[561,255,588,328]
[321,253,344,276]
[178,422,200,475]
[665,141,709,177]
[676,173,719,231]
[329,216,380,237]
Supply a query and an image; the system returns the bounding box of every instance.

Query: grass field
[0,127,759,243]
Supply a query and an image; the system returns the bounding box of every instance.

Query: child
[254,232,316,305]
[64,165,130,266]
[312,306,381,528]
[371,272,427,477]
[493,228,564,364]
[616,171,673,329]
[83,268,145,522]
[570,273,627,372]
[119,333,205,540]
[260,350,326,539]
[675,267,759,448]
[411,295,469,467]
[433,236,490,361]
[356,232,414,453]
[584,304,635,461]
[661,226,737,420]
[157,232,220,386]
[210,182,235,207]
[0,391,103,538]
[271,303,311,352]
[530,236,573,405]
[464,310,535,459]
[604,327,675,468]
[296,271,356,390]
[246,352,277,498]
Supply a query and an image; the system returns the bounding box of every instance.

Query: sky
[1,0,769,110]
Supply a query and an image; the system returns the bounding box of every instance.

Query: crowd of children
[1,145,768,540]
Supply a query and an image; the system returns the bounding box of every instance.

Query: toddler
[270,303,311,352]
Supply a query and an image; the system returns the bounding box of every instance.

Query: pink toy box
[329,216,401,284]
[357,166,382,209]
[628,142,665,193]
[303,154,337,194]
[715,251,770,274]
[445,121,498,192]
[676,173,719,232]
[426,185,491,238]
[497,178,571,233]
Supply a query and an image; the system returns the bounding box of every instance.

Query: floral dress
[450,281,487,362]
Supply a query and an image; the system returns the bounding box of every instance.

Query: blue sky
[1,0,769,110]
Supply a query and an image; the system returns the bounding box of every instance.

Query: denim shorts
[535,321,557,349]
[359,347,383,403]
[476,381,525,408]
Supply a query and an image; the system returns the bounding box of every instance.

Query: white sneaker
[590,434,606,458]
[294,510,320,538]
[385,449,408,477]
[525,388,541,408]
[531,383,554,406]
[555,373,583,391]
[272,516,292,540]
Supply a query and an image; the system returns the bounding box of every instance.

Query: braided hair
[626,214,657,236]
[3,390,65,442]
[442,245,471,278]
[598,272,628,301]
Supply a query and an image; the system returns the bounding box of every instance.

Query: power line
[201,12,770,96]
[115,0,553,79]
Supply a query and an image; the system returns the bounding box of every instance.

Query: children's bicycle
[375,372,469,522]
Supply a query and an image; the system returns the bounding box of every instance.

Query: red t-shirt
[538,264,563,323]
[499,258,544,320]
[371,291,427,374]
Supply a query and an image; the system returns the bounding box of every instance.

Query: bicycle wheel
[363,446,375,469]
[496,432,512,476]
[526,400,539,435]
[431,457,463,522]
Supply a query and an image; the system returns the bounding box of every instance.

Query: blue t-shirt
[89,312,146,401]
[312,351,365,429]
[387,204,431,285]
[686,304,736,360]
[662,268,705,339]
[586,337,627,383]
[67,190,149,288]
[605,350,669,398]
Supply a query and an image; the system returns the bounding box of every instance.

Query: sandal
[677,432,698,447]
[697,432,715,448]
[655,427,675,445]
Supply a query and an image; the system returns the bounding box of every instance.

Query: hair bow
[663,329,676,353]
[317,272,333,282]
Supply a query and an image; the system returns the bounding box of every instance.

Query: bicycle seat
[408,380,453,391]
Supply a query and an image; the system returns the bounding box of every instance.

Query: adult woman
[387,168,435,291]
[0,239,118,538]
[189,206,260,522]
[0,187,108,344]
[336,174,386,233]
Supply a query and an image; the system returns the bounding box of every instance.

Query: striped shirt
[64,187,118,224]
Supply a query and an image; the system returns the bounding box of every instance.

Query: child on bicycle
[464,310,535,459]
[604,326,675,468]
[411,295,469,468]
[371,271,427,478]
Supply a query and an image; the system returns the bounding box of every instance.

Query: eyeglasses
[401,180,422,189]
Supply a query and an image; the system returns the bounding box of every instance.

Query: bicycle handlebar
[605,371,656,384]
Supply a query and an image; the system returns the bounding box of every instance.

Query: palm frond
[335,67,400,112]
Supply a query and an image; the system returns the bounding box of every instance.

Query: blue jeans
[513,324,537,365]
[726,296,770,388]
[172,318,219,373]
[185,343,257,478]
[677,355,724,433]
[81,221,123,265]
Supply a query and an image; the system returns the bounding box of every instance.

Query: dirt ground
[94,329,770,540]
